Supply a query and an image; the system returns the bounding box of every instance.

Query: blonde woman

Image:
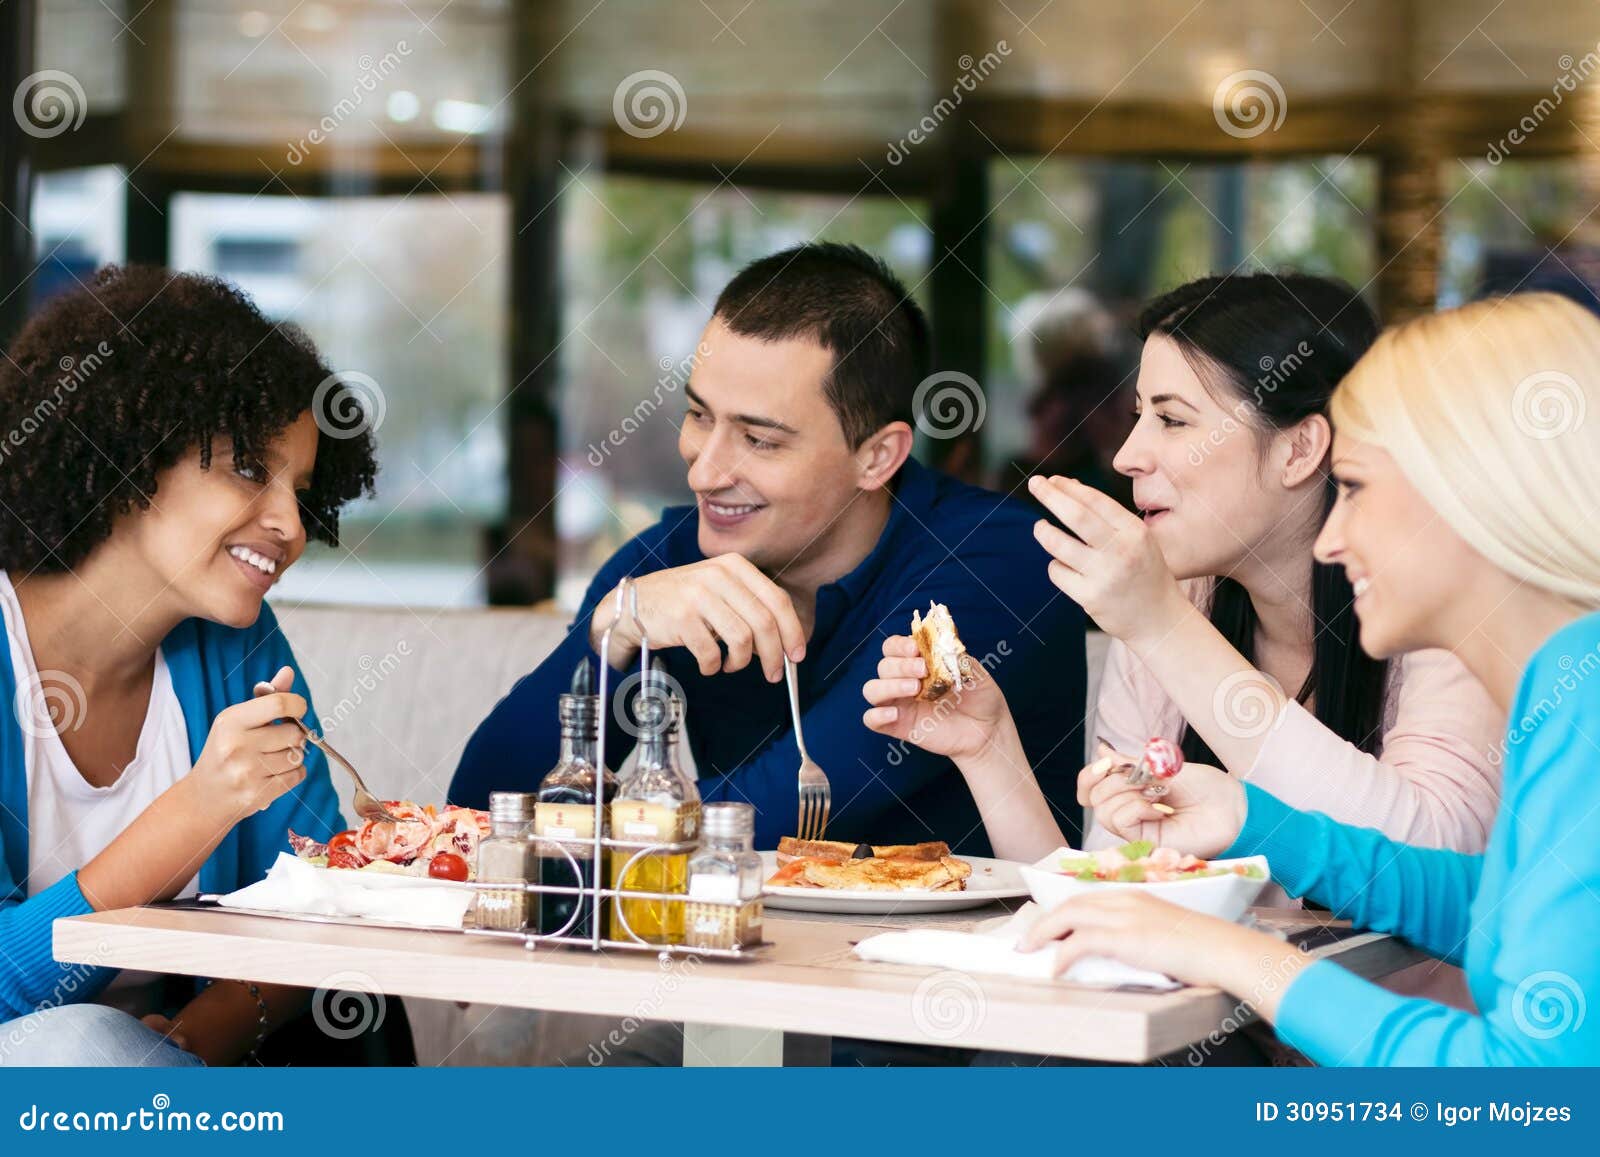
[1041,292,1600,1065]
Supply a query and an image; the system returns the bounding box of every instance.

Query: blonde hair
[1330,292,1600,609]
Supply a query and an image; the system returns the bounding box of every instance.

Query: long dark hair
[1137,272,1389,764]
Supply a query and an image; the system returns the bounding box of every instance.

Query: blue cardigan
[0,602,344,1021]
[1227,610,1600,1065]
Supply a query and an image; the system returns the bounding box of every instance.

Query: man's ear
[1280,413,1332,489]
[856,421,914,492]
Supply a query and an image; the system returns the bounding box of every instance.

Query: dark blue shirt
[449,458,1086,855]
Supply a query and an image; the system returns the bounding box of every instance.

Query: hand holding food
[1026,474,1189,646]
[1079,747,1245,858]
[588,554,807,681]
[189,665,310,821]
[862,605,1013,762]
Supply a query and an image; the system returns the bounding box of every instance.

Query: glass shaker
[473,791,538,932]
[683,802,764,950]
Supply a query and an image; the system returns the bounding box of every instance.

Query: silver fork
[786,656,830,841]
[253,682,401,825]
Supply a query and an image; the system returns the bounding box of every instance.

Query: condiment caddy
[463,577,768,960]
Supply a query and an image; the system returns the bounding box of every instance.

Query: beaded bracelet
[201,977,271,1063]
[234,979,271,1062]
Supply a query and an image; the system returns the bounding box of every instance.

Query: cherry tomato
[328,830,359,854]
[327,847,362,870]
[428,852,469,882]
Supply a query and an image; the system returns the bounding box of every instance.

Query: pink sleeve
[1243,647,1504,853]
[1083,638,1168,850]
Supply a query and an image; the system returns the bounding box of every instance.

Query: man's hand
[589,555,807,681]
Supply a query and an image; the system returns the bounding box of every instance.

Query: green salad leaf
[1117,840,1154,860]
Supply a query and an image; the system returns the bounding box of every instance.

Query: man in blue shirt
[450,243,1086,854]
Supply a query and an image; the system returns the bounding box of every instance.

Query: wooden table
[53,903,1421,1065]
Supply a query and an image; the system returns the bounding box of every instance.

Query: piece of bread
[776,836,951,864]
[775,837,952,865]
[911,601,970,701]
[768,855,972,892]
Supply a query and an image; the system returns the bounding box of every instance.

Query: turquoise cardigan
[1227,610,1600,1065]
[0,602,344,1021]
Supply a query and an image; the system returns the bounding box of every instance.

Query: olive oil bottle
[608,662,699,944]
[533,658,616,938]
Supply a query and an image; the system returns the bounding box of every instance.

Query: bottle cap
[488,791,537,824]
[702,802,754,839]
[570,656,594,697]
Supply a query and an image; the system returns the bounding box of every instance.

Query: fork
[253,682,401,825]
[786,656,830,841]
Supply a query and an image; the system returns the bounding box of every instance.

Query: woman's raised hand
[862,634,1013,763]
[189,665,310,823]
[1078,747,1247,859]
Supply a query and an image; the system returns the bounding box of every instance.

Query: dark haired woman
[863,272,1501,883]
[0,266,375,1066]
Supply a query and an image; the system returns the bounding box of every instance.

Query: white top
[1,571,195,1012]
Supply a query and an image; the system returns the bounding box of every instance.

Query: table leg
[681,1023,831,1067]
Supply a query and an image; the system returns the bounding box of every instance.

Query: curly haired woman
[0,266,376,1066]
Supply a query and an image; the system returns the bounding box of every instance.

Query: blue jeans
[0,1003,204,1067]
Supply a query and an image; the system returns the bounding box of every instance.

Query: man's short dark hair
[711,242,930,447]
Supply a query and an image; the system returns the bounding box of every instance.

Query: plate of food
[1019,841,1270,922]
[760,837,1028,914]
[288,800,491,884]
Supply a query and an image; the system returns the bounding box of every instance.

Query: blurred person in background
[1001,289,1136,512]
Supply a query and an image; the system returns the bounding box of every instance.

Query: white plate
[759,851,1029,914]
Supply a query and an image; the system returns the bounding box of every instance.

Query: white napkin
[852,902,1181,990]
[211,852,474,929]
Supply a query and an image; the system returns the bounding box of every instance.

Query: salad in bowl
[1019,841,1271,921]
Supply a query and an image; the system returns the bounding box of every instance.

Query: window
[29,166,127,306]
[985,156,1377,473]
[172,192,509,608]
[554,173,930,608]
[1440,158,1592,308]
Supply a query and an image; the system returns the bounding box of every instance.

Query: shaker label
[688,874,740,902]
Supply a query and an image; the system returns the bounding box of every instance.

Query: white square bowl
[1019,847,1271,922]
